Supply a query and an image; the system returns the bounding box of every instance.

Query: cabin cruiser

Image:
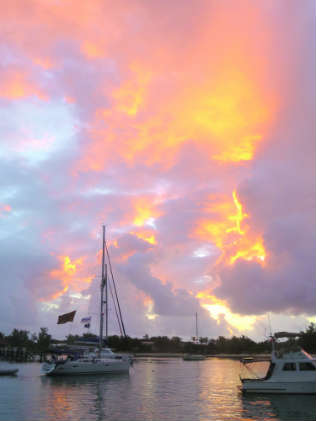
[240,332,316,394]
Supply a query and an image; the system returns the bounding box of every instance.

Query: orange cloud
[50,285,69,301]
[131,197,162,227]
[81,41,105,59]
[130,229,157,245]
[0,70,47,100]
[114,250,136,263]
[76,59,274,171]
[111,62,152,117]
[44,255,94,301]
[143,295,158,320]
[73,2,277,173]
[193,190,266,265]
[34,57,54,70]
[196,291,257,332]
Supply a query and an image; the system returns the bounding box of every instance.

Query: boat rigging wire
[108,278,124,336]
[105,231,127,337]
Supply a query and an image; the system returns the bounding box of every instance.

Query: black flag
[57,310,76,324]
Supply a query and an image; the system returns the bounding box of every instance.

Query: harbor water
[0,358,315,421]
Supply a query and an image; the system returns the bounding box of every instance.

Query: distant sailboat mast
[195,312,198,343]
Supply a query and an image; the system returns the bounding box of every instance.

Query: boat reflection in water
[40,373,130,420]
[241,393,316,421]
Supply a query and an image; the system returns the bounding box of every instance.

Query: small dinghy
[0,369,18,376]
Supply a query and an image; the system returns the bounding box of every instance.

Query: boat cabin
[241,349,316,383]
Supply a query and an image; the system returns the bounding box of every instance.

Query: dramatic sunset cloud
[0,0,314,340]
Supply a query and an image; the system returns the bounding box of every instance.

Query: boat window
[282,362,296,371]
[299,362,316,371]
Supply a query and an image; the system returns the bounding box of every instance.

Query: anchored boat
[183,354,206,361]
[183,312,206,361]
[42,226,131,376]
[240,332,316,394]
[0,368,18,376]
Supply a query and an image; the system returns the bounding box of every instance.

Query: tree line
[0,327,51,361]
[0,323,315,359]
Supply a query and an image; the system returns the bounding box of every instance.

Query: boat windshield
[263,362,275,380]
[101,348,114,354]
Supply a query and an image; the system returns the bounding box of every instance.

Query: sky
[0,0,315,342]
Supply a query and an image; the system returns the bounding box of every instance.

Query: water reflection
[198,358,244,420]
[1,361,315,421]
[135,358,170,364]
[40,373,130,421]
[41,372,130,387]
[241,393,316,421]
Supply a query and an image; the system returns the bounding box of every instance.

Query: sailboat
[183,312,206,361]
[42,226,131,375]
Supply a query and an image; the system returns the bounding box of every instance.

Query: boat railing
[240,356,270,364]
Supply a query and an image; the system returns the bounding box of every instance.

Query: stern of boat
[41,361,57,376]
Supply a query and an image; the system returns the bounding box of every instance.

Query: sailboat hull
[42,359,130,376]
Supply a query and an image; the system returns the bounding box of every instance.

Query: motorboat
[240,332,316,394]
[42,226,131,376]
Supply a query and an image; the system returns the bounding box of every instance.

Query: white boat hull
[42,359,130,376]
[241,379,316,394]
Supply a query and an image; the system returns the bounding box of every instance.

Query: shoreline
[133,353,271,359]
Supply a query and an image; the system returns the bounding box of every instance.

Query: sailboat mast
[195,312,198,342]
[105,231,108,340]
[99,225,107,350]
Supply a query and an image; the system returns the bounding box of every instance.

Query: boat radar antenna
[267,313,273,337]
